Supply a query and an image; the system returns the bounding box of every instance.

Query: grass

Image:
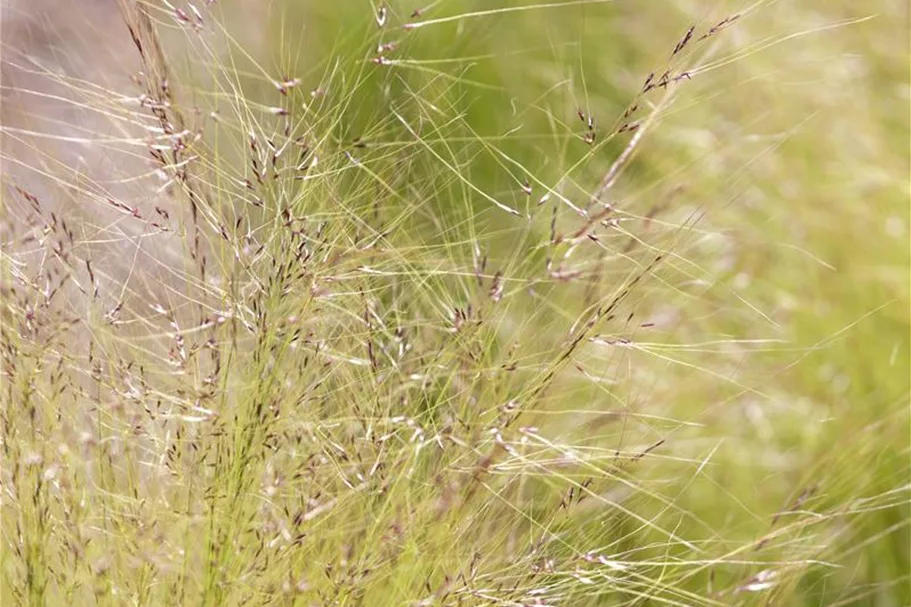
[1,0,908,605]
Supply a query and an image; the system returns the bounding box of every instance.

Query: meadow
[1,0,908,605]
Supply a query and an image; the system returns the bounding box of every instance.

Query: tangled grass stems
[1,0,908,605]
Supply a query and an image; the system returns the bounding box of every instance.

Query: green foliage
[1,1,907,605]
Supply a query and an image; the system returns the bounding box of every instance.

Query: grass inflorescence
[1,0,908,605]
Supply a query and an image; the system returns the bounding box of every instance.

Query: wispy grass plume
[1,1,908,606]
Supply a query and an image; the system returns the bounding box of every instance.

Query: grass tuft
[1,0,908,605]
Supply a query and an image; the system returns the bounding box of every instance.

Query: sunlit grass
[1,0,907,605]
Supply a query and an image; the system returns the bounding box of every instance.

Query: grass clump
[1,0,908,605]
